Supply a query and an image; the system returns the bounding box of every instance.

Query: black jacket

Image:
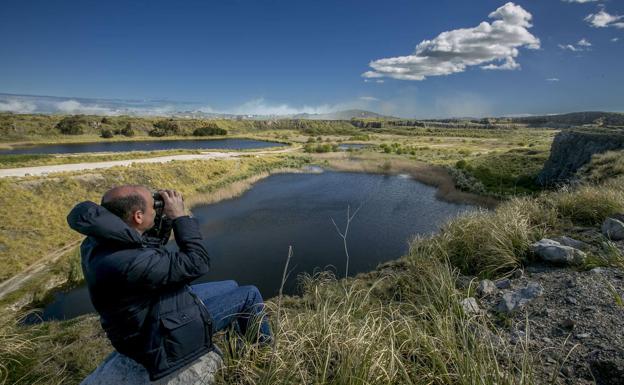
[67,201,214,381]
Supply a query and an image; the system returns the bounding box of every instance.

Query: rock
[576,333,591,339]
[565,296,578,305]
[560,318,576,330]
[495,278,511,290]
[80,351,222,385]
[460,297,480,315]
[602,217,624,241]
[537,130,624,186]
[529,239,586,265]
[589,359,624,385]
[476,279,498,297]
[552,236,589,251]
[496,282,544,313]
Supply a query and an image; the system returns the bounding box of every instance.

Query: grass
[215,253,535,385]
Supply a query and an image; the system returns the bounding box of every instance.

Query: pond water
[337,143,369,151]
[0,138,285,155]
[32,170,475,322]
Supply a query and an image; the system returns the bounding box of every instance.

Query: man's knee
[240,285,263,301]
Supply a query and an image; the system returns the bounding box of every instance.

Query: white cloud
[0,99,36,113]
[562,0,598,3]
[558,38,591,52]
[362,2,540,81]
[612,37,620,42]
[546,78,560,82]
[359,96,379,101]
[585,10,624,28]
[224,98,335,116]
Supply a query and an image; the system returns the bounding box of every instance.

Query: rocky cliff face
[537,129,624,186]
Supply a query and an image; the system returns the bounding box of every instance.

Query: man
[67,185,271,381]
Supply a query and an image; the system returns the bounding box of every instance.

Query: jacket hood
[67,201,143,244]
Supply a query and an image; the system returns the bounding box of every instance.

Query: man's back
[68,200,214,381]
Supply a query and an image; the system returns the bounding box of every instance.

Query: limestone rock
[476,279,498,297]
[529,239,586,265]
[601,217,624,241]
[495,278,511,290]
[551,236,589,251]
[537,130,624,186]
[80,351,222,385]
[496,282,544,313]
[460,297,480,315]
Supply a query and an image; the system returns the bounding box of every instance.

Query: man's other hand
[159,190,186,219]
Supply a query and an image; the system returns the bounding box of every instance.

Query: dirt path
[0,240,82,300]
[0,147,298,178]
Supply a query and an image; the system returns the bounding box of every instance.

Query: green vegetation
[453,148,548,196]
[55,116,87,135]
[303,143,338,153]
[192,124,227,136]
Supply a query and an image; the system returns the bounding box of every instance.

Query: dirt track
[0,147,298,178]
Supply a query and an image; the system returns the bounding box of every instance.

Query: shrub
[150,120,180,136]
[303,143,337,153]
[428,197,550,277]
[100,117,111,124]
[192,125,227,136]
[120,123,135,137]
[100,129,114,138]
[55,115,85,135]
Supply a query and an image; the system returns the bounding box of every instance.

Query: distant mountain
[292,109,396,120]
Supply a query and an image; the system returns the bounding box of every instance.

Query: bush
[192,125,227,136]
[303,143,338,153]
[120,123,135,137]
[55,115,85,135]
[151,120,180,136]
[429,198,546,276]
[100,117,111,124]
[100,129,114,138]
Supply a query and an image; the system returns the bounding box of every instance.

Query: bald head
[101,185,155,232]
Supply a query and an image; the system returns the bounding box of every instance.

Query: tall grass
[216,253,535,385]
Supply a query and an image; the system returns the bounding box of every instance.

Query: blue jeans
[190,280,272,343]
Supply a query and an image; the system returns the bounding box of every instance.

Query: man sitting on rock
[67,185,272,381]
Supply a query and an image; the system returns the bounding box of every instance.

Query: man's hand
[159,190,186,220]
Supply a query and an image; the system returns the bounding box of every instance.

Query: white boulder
[80,351,222,385]
[529,239,586,265]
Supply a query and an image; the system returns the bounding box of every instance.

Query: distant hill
[292,109,396,120]
[508,111,624,127]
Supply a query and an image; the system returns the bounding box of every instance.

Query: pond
[0,138,285,155]
[31,169,475,322]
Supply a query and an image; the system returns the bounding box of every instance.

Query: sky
[0,0,622,118]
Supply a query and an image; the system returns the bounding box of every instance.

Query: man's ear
[132,210,144,225]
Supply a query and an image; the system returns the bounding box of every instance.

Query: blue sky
[0,0,622,118]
